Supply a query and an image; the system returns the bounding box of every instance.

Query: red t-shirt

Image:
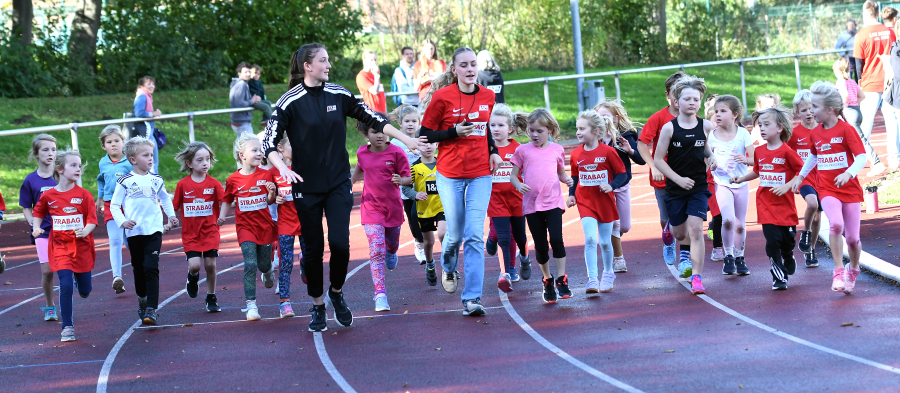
[223,168,276,245]
[753,144,803,226]
[570,143,627,223]
[854,24,897,92]
[31,186,97,273]
[421,85,495,179]
[270,166,302,236]
[0,190,5,211]
[488,140,524,218]
[356,70,386,113]
[810,120,866,203]
[638,106,676,189]
[787,123,817,191]
[174,174,224,253]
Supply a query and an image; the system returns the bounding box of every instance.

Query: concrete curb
[818,214,900,284]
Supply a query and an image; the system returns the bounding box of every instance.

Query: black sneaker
[205,294,221,312]
[735,257,750,275]
[485,238,498,256]
[328,290,353,327]
[542,275,558,304]
[722,255,736,275]
[555,275,572,299]
[186,272,199,298]
[805,251,819,268]
[308,305,327,332]
[0,253,5,274]
[138,297,147,320]
[425,264,437,286]
[798,230,812,253]
[772,280,788,290]
[143,308,158,325]
[784,255,797,275]
[519,254,532,280]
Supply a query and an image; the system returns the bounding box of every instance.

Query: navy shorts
[664,191,711,227]
[185,249,219,260]
[799,185,823,212]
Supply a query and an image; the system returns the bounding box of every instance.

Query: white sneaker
[599,272,615,293]
[245,300,261,321]
[613,257,627,273]
[374,293,390,311]
[867,162,887,177]
[585,278,600,294]
[61,326,76,342]
[414,241,426,263]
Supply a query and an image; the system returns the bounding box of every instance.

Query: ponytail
[289,43,326,89]
[491,104,528,136]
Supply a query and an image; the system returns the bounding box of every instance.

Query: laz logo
[505,153,514,159]
[594,157,606,163]
[203,188,215,195]
[831,137,843,144]
[772,158,785,165]
[479,105,489,111]
[256,180,267,186]
[70,198,83,204]
[327,105,336,112]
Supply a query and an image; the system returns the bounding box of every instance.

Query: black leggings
[763,224,797,281]
[403,199,424,243]
[292,179,353,298]
[493,216,527,270]
[525,208,566,265]
[711,214,723,248]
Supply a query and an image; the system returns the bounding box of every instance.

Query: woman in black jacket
[476,51,505,104]
[263,43,422,332]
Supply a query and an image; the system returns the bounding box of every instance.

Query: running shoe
[723,255,736,275]
[707,228,713,240]
[804,251,819,268]
[143,308,159,325]
[664,243,677,265]
[385,253,398,270]
[328,290,353,327]
[60,326,76,342]
[542,276,558,304]
[414,241,426,263]
[374,294,390,311]
[735,256,750,275]
[711,247,725,262]
[772,279,788,290]
[798,230,812,253]
[498,273,513,293]
[186,272,199,298]
[0,253,5,274]
[137,297,147,320]
[843,267,861,294]
[784,254,797,276]
[556,275,572,299]
[279,301,295,318]
[832,267,846,292]
[508,267,520,282]
[263,269,276,289]
[244,301,260,321]
[425,264,437,286]
[485,238,498,256]
[867,162,887,178]
[462,298,486,316]
[441,271,458,293]
[518,254,532,280]
[455,270,461,280]
[585,278,600,294]
[112,277,126,294]
[599,271,616,293]
[662,221,675,246]
[690,275,705,295]
[677,253,692,278]
[205,294,221,312]
[42,306,58,321]
[308,305,327,332]
[613,256,627,273]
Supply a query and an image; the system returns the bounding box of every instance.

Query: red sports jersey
[707,169,720,217]
[174,174,224,253]
[0,190,5,212]
[269,166,302,236]
[810,120,866,203]
[223,168,276,245]
[787,123,818,191]
[570,143,627,223]
[753,144,804,226]
[31,186,97,273]
[639,106,676,190]
[420,84,495,179]
[488,140,524,217]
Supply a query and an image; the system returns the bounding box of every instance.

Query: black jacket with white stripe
[263,81,389,194]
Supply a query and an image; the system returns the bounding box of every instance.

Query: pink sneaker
[843,268,861,294]
[279,302,295,318]
[832,267,845,292]
[690,275,705,295]
[498,273,513,293]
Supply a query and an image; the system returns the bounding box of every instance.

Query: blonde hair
[593,100,639,135]
[29,133,57,161]
[491,104,528,137]
[420,47,476,112]
[833,57,851,80]
[124,136,155,159]
[864,1,879,18]
[714,95,745,121]
[670,75,707,100]
[527,108,561,141]
[810,80,844,118]
[174,141,217,173]
[751,107,794,143]
[755,93,781,111]
[388,104,420,125]
[577,110,617,141]
[233,132,260,167]
[99,125,127,145]
[53,149,82,182]
[792,89,813,111]
[476,50,500,71]
[704,93,719,120]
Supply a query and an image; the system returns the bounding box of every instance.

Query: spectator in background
[476,50,505,104]
[230,62,261,137]
[836,19,859,81]
[880,22,900,170]
[883,7,898,29]
[249,65,273,127]
[134,76,162,173]
[392,46,420,107]
[414,39,446,101]
[356,50,387,113]
[854,0,896,177]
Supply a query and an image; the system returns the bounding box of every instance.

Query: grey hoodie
[229,78,253,124]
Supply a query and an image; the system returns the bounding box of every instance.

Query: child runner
[351,115,412,311]
[31,149,98,341]
[510,109,574,303]
[567,111,627,293]
[708,95,754,275]
[796,81,868,294]
[653,76,716,294]
[790,90,823,267]
[486,104,531,291]
[594,100,647,272]
[270,137,305,318]
[111,136,179,325]
[731,107,803,289]
[20,134,58,321]
[96,126,133,294]
[834,57,884,177]
[389,104,426,263]
[256,131,280,292]
[637,71,685,266]
[173,142,225,312]
[750,93,781,145]
[404,142,446,287]
[703,94,725,262]
[221,133,277,320]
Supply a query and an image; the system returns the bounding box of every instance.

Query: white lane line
[499,291,644,392]
[664,264,900,375]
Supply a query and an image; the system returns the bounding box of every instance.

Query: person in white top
[708,95,755,275]
[110,136,178,326]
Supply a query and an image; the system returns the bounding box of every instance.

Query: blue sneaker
[508,267,520,282]
[485,238,498,256]
[677,252,693,278]
[385,253,398,270]
[663,243,677,265]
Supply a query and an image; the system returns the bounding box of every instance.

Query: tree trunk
[11,0,33,45]
[68,0,103,69]
[658,0,668,60]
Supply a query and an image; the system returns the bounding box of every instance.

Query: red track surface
[1,120,899,392]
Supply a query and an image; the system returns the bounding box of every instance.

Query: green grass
[0,61,835,213]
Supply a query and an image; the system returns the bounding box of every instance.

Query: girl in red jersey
[794,81,869,294]
[789,90,823,268]
[732,108,804,290]
[220,133,277,320]
[174,142,225,312]
[271,137,304,318]
[31,150,98,342]
[486,104,531,292]
[567,111,627,293]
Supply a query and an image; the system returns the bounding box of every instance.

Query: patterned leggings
[364,224,401,299]
[278,235,305,300]
[240,241,273,301]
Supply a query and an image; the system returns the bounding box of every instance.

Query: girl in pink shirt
[510,109,574,304]
[350,116,412,312]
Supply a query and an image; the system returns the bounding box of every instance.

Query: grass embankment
[0,61,835,213]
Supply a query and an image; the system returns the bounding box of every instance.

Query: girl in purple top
[510,109,574,305]
[19,134,59,321]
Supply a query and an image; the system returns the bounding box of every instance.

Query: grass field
[0,60,836,213]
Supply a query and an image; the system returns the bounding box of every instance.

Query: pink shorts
[35,237,50,263]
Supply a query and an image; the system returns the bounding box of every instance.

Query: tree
[68,0,103,94]
[11,0,33,45]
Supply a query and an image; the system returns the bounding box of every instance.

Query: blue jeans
[436,172,491,302]
[151,137,160,174]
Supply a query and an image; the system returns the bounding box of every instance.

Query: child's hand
[416,191,428,201]
[565,177,574,188]
[95,199,103,213]
[729,176,741,184]
[74,227,87,238]
[275,194,285,205]
[517,184,531,194]
[771,184,792,196]
[168,216,179,228]
[217,217,226,226]
[163,224,171,234]
[391,174,402,186]
[706,157,718,172]
[566,196,576,208]
[265,182,276,192]
[733,154,750,165]
[600,184,613,193]
[674,176,695,190]
[616,136,634,155]
[835,172,852,188]
[32,227,44,238]
[122,220,136,230]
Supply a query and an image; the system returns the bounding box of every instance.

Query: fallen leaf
[4,281,11,285]
[136,376,141,379]
[182,323,193,327]
[270,340,275,343]
[435,347,441,351]
[736,323,741,325]
[841,322,853,327]
[332,332,337,335]
[618,328,622,330]
[483,322,488,325]
[739,384,743,388]
[663,350,675,353]
[648,303,655,306]
[403,383,408,387]
[403,310,408,314]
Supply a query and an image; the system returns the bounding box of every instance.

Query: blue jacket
[97,154,134,202]
[134,94,155,130]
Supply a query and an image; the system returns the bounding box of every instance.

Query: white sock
[725,247,734,256]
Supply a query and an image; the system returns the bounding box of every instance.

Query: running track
[1,128,899,392]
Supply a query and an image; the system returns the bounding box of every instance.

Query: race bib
[469,122,487,137]
[238,194,268,212]
[425,180,438,195]
[492,166,512,183]
[759,172,786,187]
[797,149,810,160]
[579,170,608,186]
[52,214,84,231]
[817,152,848,171]
[486,85,502,94]
[278,187,293,202]
[183,202,213,217]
